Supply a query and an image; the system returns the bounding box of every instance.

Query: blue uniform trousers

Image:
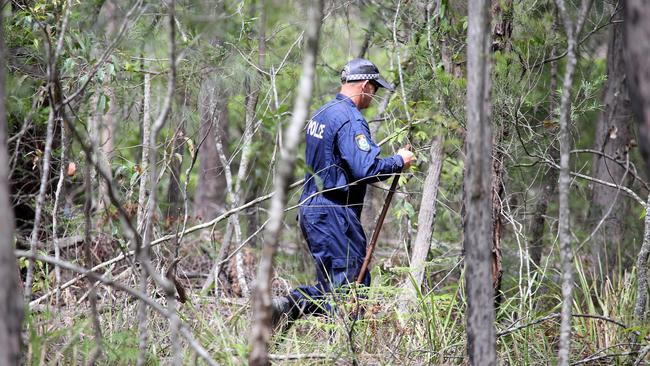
[288,201,370,316]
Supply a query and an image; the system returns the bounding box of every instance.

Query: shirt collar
[335,93,358,109]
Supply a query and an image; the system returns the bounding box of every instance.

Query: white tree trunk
[464,0,495,364]
[136,71,151,230]
[400,136,444,305]
[554,2,592,364]
[248,1,323,364]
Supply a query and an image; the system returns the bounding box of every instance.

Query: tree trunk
[136,72,151,230]
[624,2,650,356]
[401,136,444,304]
[248,1,323,364]
[464,0,496,364]
[587,10,633,275]
[94,0,119,213]
[554,1,592,364]
[0,10,24,364]
[635,194,650,323]
[625,0,650,178]
[193,77,228,221]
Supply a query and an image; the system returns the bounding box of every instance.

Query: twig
[24,107,55,303]
[51,116,68,306]
[393,0,411,123]
[497,312,638,338]
[541,157,644,205]
[570,148,649,192]
[54,0,72,59]
[572,351,638,366]
[531,4,618,69]
[635,344,650,366]
[268,353,334,361]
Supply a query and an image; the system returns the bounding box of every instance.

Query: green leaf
[403,201,416,218]
[186,138,195,160]
[107,63,116,77]
[97,94,107,114]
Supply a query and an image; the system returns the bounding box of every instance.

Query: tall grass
[25,258,648,365]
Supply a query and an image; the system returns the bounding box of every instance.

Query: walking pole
[356,145,410,284]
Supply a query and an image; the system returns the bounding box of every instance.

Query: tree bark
[136,71,151,231]
[554,1,592,364]
[464,0,496,364]
[625,0,650,178]
[625,0,650,350]
[401,137,444,303]
[193,76,228,221]
[634,194,650,324]
[0,9,24,364]
[248,1,323,364]
[587,9,633,274]
[93,0,119,213]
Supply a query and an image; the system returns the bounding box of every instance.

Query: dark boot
[271,295,307,335]
[271,297,291,327]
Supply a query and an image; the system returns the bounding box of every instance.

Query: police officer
[272,58,415,328]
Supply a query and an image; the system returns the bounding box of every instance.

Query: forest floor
[23,230,649,365]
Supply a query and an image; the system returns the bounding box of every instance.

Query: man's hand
[398,148,415,169]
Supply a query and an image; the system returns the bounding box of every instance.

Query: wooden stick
[357,144,410,284]
[356,175,400,284]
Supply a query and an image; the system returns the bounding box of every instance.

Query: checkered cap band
[344,73,379,82]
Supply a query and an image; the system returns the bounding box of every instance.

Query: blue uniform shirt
[300,93,404,217]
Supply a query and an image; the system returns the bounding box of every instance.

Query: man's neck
[339,88,362,109]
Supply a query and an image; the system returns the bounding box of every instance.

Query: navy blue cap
[340,58,394,91]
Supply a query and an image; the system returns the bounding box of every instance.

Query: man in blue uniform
[272,59,415,327]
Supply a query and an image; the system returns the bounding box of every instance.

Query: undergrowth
[25,255,650,365]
